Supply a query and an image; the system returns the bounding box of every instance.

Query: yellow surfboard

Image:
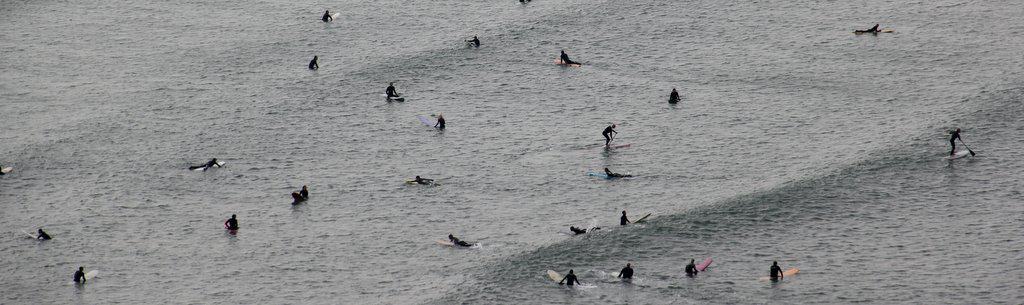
[759,268,799,281]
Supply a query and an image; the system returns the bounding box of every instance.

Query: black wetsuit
[561,273,581,286]
[309,57,318,70]
[435,116,445,129]
[469,37,480,47]
[570,226,587,235]
[620,214,630,226]
[949,130,961,155]
[300,188,309,199]
[322,11,332,22]
[618,266,634,279]
[450,237,472,247]
[602,126,616,145]
[685,262,698,276]
[225,217,238,230]
[37,230,52,240]
[560,52,576,65]
[190,159,218,170]
[74,270,86,283]
[669,90,679,103]
[770,265,783,280]
[291,192,305,204]
[386,85,398,98]
[868,24,879,32]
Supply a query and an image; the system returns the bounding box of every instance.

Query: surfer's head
[773,261,778,266]
[568,269,574,274]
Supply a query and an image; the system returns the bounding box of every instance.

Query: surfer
[669,88,680,104]
[291,192,305,204]
[949,128,962,156]
[558,269,581,286]
[225,214,239,230]
[856,24,880,34]
[559,50,579,65]
[769,261,784,281]
[620,210,630,226]
[685,259,699,276]
[73,267,86,283]
[413,176,434,185]
[0,162,5,175]
[37,229,52,240]
[602,124,617,146]
[300,185,309,200]
[309,56,319,70]
[618,263,634,279]
[467,36,480,48]
[447,234,472,247]
[322,10,333,22]
[604,167,632,178]
[189,158,221,171]
[435,114,446,129]
[386,82,400,99]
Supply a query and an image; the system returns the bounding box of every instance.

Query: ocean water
[2,0,1022,303]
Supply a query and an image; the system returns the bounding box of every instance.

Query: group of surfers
[555,261,788,286]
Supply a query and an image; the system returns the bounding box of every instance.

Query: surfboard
[381,94,405,102]
[853,29,895,34]
[634,213,652,223]
[606,143,632,149]
[759,268,799,281]
[696,258,713,271]
[1,167,12,174]
[945,150,971,160]
[587,172,610,178]
[191,162,225,171]
[22,230,37,239]
[330,13,340,20]
[555,59,581,67]
[547,270,562,282]
[417,115,434,127]
[436,239,455,247]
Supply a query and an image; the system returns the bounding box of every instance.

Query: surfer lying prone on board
[569,226,600,235]
[189,158,221,171]
[559,269,581,286]
[37,229,52,240]
[604,168,632,178]
[559,50,579,66]
[854,24,880,34]
[413,176,434,185]
[447,234,473,247]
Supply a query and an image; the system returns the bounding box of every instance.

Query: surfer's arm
[558,276,566,284]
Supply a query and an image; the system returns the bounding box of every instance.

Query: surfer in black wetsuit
[225,214,239,230]
[386,82,399,99]
[37,229,52,240]
[602,124,617,146]
[669,88,680,104]
[190,158,221,171]
[569,226,587,235]
[559,269,581,286]
[413,176,433,185]
[300,185,309,199]
[559,50,578,65]
[309,56,319,70]
[73,267,86,283]
[467,36,480,48]
[0,163,5,175]
[291,192,305,204]
[620,210,630,226]
[949,128,961,156]
[685,259,698,276]
[435,114,445,129]
[447,234,472,247]
[618,263,634,279]
[856,24,880,34]
[769,261,783,281]
[604,167,632,178]
[322,10,333,22]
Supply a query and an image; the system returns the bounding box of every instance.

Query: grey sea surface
[2,0,1023,303]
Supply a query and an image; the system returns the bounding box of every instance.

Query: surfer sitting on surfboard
[300,185,309,200]
[309,56,319,70]
[225,214,239,230]
[604,168,632,178]
[37,229,52,240]
[949,128,962,156]
[558,269,581,286]
[685,259,699,276]
[617,263,634,279]
[74,267,86,283]
[467,36,480,48]
[620,210,630,226]
[447,234,472,247]
[559,50,579,66]
[291,192,305,204]
[435,114,445,129]
[322,10,333,22]
[669,88,680,104]
[189,158,221,171]
[769,261,784,281]
[602,124,617,146]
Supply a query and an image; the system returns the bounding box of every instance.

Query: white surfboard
[547,270,562,282]
[945,150,970,160]
[330,13,340,20]
[191,162,225,171]
[70,270,99,284]
[1,167,12,174]
[436,239,455,247]
[22,230,37,239]
[633,213,652,223]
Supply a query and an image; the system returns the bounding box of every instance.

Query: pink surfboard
[696,258,712,271]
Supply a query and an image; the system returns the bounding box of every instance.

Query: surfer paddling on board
[618,263,634,279]
[769,261,784,281]
[949,128,963,156]
[602,124,617,146]
[190,158,221,171]
[413,176,434,185]
[855,24,880,34]
[435,114,446,129]
[669,88,680,104]
[321,10,333,22]
[385,82,400,100]
[37,229,52,240]
[559,50,579,66]
[685,259,699,276]
[447,234,473,247]
[309,56,319,70]
[467,36,480,48]
[604,168,632,178]
[558,269,581,286]
[620,210,631,226]
[569,226,599,235]
[225,214,239,230]
[73,267,86,283]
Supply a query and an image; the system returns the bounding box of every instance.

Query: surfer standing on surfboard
[321,10,333,22]
[558,269,581,286]
[559,50,579,66]
[949,128,962,156]
[769,261,784,281]
[685,259,699,276]
[603,124,617,146]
